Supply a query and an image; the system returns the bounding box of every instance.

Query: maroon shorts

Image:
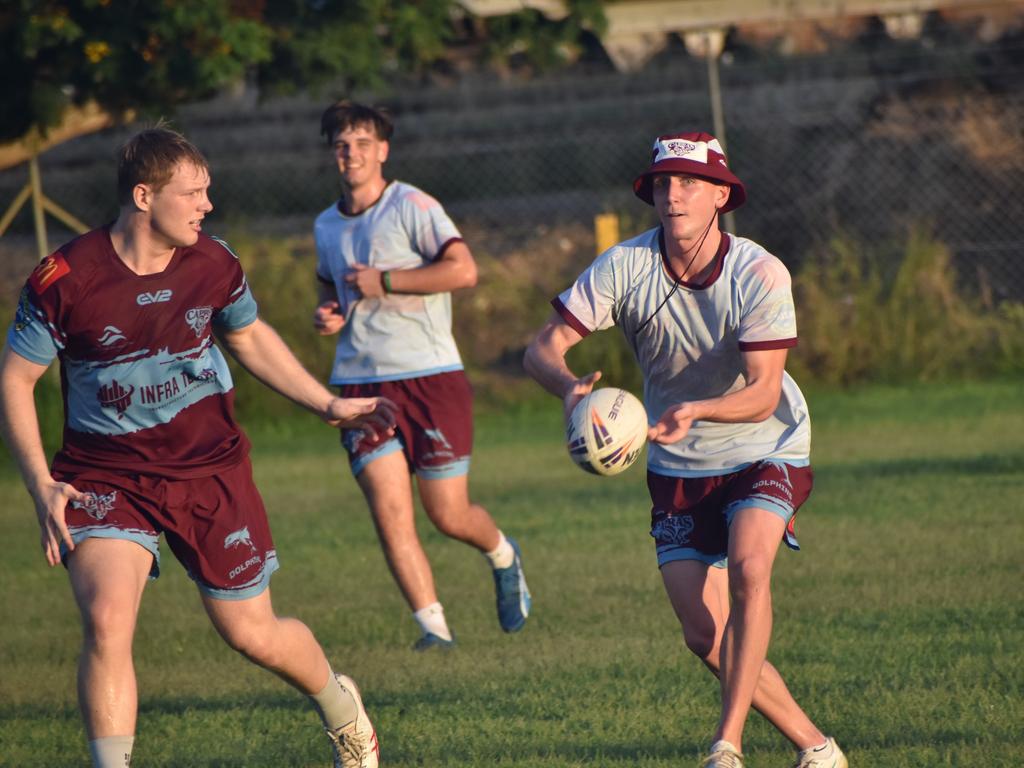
[338,370,474,479]
[55,457,278,600]
[648,460,813,568]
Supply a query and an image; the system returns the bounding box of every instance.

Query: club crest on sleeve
[29,253,71,293]
[14,287,35,331]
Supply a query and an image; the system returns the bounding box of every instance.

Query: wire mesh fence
[2,37,1023,304]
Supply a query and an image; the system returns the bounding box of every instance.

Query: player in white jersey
[525,133,847,768]
[312,101,530,650]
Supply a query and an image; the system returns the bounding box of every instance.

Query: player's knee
[218,624,278,665]
[680,622,718,662]
[80,600,136,653]
[728,556,773,600]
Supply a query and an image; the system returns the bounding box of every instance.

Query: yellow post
[594,212,620,255]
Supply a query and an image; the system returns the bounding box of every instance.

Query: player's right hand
[324,396,399,441]
[562,370,601,423]
[32,480,86,567]
[313,301,345,335]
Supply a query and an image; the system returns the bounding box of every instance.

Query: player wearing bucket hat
[525,131,846,768]
[633,131,746,212]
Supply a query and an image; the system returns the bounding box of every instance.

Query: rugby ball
[566,387,648,476]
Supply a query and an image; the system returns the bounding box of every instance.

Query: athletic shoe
[412,631,456,652]
[792,737,848,768]
[700,740,744,768]
[325,674,379,768]
[493,537,531,632]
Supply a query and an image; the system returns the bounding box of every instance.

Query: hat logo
[665,140,696,157]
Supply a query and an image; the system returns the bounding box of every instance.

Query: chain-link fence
[2,37,1023,302]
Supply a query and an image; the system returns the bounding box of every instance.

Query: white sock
[483,531,515,569]
[309,668,358,731]
[89,735,134,767]
[413,602,452,641]
[710,739,741,755]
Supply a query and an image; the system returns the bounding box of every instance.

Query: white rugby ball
[566,387,648,476]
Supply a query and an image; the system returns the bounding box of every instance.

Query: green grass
[1,380,1022,767]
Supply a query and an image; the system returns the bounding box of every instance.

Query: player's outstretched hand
[562,370,601,423]
[649,402,697,444]
[313,301,346,335]
[33,480,86,567]
[324,396,398,439]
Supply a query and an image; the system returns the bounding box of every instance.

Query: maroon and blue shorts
[648,460,813,568]
[338,370,473,479]
[55,457,278,600]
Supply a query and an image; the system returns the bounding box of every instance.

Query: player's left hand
[324,396,398,440]
[345,264,387,299]
[649,402,697,444]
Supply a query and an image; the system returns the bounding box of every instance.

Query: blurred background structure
[2,1,1023,396]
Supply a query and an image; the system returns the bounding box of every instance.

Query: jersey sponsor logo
[71,490,118,521]
[185,306,213,337]
[224,526,257,553]
[136,289,173,305]
[29,253,71,293]
[98,325,127,346]
[97,379,134,417]
[135,369,217,408]
[651,513,695,546]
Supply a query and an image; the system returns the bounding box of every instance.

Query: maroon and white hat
[633,132,746,212]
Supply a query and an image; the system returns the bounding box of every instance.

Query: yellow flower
[85,40,111,64]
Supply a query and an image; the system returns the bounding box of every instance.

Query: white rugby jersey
[315,181,465,384]
[554,227,811,476]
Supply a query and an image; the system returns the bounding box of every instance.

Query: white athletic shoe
[792,737,848,768]
[325,674,379,768]
[701,740,745,768]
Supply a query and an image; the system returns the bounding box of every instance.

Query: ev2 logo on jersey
[136,289,173,306]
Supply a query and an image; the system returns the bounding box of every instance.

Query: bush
[790,227,1024,385]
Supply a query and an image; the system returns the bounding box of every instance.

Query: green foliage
[1,1,609,143]
[1,0,273,142]
[790,227,1024,385]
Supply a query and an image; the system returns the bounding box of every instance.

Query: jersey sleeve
[208,238,259,330]
[399,188,463,261]
[736,255,798,351]
[6,284,62,365]
[551,247,621,338]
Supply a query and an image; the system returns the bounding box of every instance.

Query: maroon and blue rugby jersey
[6,228,259,478]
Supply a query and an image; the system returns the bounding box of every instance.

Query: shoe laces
[701,747,744,768]
[327,723,372,768]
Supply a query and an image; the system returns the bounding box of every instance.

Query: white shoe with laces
[325,674,379,768]
[701,739,745,768]
[792,737,848,768]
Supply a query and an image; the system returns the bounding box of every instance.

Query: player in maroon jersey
[0,127,391,768]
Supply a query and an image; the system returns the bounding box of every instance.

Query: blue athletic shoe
[412,632,456,652]
[493,537,531,633]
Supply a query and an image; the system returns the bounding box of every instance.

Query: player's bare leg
[416,474,500,551]
[202,588,332,693]
[419,473,530,633]
[203,589,379,766]
[355,450,440,611]
[718,507,810,751]
[661,558,825,751]
[68,538,152,741]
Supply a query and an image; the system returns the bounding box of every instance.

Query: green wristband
[382,270,392,293]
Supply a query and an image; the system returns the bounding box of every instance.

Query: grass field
[1,380,1022,767]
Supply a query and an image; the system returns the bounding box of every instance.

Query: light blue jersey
[555,229,811,477]
[315,181,465,384]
